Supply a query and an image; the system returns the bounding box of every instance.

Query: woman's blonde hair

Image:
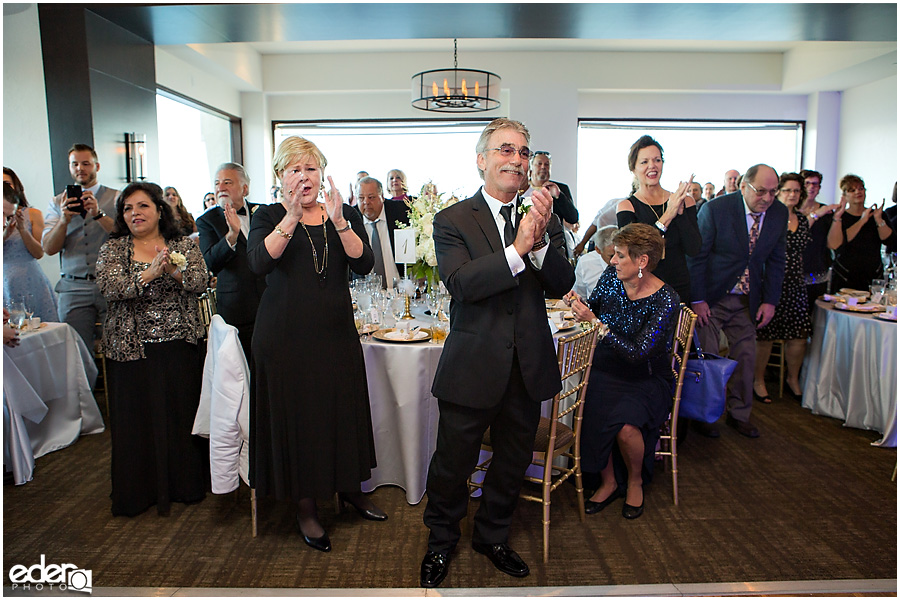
[387,169,408,194]
[273,136,327,181]
[612,223,665,271]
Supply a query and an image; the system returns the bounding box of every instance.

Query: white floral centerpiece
[398,181,460,290]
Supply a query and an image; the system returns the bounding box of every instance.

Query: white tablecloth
[3,322,105,467]
[801,300,897,447]
[359,312,568,504]
[360,323,443,504]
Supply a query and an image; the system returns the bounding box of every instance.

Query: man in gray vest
[43,144,118,349]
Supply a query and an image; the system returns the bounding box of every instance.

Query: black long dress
[247,204,377,500]
[832,214,886,291]
[581,267,680,488]
[618,196,700,303]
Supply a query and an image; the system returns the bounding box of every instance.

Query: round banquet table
[801,299,897,447]
[359,308,574,504]
[3,322,105,484]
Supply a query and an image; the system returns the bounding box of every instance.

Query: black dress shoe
[725,414,759,438]
[420,551,449,588]
[471,542,529,578]
[584,487,624,515]
[339,493,388,521]
[622,501,644,520]
[296,516,331,552]
[692,420,720,438]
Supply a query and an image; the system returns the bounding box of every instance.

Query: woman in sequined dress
[566,223,680,520]
[96,182,209,517]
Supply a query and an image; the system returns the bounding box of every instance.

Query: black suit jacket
[551,181,579,224]
[689,192,787,316]
[197,202,267,328]
[353,201,411,274]
[431,190,575,408]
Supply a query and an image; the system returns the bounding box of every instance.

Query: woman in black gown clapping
[617,135,700,303]
[247,136,384,553]
[565,224,680,520]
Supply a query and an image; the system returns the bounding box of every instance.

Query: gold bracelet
[274,225,293,239]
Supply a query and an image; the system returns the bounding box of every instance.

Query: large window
[157,90,238,219]
[274,121,490,200]
[576,120,804,229]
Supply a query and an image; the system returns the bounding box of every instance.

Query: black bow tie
[236,206,247,216]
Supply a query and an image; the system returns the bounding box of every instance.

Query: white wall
[836,75,898,204]
[260,50,801,207]
[3,4,60,286]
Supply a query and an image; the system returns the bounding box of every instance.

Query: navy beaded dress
[581,267,680,487]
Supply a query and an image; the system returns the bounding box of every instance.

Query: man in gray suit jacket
[420,119,575,587]
[43,144,119,349]
[688,164,787,438]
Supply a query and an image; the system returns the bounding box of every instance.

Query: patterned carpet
[3,391,896,590]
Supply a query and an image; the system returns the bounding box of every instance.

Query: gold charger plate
[372,327,432,343]
[833,302,884,313]
[555,320,577,332]
[839,288,869,298]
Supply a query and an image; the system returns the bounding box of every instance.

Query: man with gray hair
[572,225,617,299]
[355,176,410,287]
[420,117,574,587]
[196,162,267,358]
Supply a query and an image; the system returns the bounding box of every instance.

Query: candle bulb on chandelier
[462,80,468,98]
[443,79,450,98]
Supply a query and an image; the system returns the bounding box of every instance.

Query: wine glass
[391,295,407,324]
[23,294,35,328]
[7,300,26,331]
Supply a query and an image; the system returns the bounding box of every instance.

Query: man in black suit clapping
[196,162,267,359]
[420,118,575,587]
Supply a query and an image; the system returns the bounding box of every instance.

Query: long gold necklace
[298,212,327,281]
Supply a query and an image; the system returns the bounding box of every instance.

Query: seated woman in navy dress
[565,223,680,520]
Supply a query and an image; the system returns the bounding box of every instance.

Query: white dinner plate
[875,313,897,322]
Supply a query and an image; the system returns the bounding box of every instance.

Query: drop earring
[319,183,326,199]
[638,266,643,279]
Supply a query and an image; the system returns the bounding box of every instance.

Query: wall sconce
[124,133,146,183]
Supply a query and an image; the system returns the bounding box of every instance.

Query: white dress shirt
[481,187,549,276]
[364,206,400,286]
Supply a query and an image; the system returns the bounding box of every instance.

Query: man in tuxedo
[527,150,579,225]
[356,176,410,287]
[420,118,575,588]
[704,182,716,202]
[196,162,267,359]
[43,144,119,349]
[688,164,787,439]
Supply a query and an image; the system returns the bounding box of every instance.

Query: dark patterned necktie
[739,213,762,295]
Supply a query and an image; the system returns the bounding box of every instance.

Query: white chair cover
[193,315,250,494]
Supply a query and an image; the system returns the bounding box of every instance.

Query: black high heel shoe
[296,515,331,552]
[339,493,388,521]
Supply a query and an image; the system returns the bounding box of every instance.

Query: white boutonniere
[168,251,187,273]
[517,197,533,216]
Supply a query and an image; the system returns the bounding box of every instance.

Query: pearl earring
[638,267,643,279]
